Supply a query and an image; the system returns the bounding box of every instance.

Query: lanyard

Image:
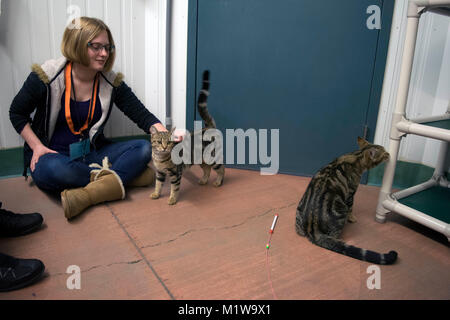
[64,62,99,136]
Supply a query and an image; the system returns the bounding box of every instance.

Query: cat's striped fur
[295,137,398,265]
[150,70,224,205]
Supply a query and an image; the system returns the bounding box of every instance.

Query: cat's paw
[198,178,208,185]
[168,197,178,205]
[150,192,160,199]
[347,214,357,223]
[213,180,223,187]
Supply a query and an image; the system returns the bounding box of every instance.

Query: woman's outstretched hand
[150,123,185,142]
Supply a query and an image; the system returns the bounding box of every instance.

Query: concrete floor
[0,167,449,300]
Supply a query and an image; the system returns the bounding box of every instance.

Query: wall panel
[0,0,163,149]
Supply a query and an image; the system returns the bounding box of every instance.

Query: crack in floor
[140,202,296,249]
[49,259,143,277]
[106,204,176,300]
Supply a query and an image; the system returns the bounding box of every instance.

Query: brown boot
[127,166,156,187]
[90,163,155,187]
[61,157,125,220]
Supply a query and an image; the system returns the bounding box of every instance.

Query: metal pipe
[396,10,420,115]
[411,0,450,6]
[433,141,448,177]
[376,0,450,235]
[376,138,401,223]
[397,120,450,141]
[391,178,437,200]
[382,198,450,239]
[376,8,421,223]
[409,113,450,124]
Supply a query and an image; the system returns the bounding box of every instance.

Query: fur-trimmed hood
[31,57,124,87]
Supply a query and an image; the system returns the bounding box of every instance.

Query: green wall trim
[367,160,449,189]
[0,135,149,179]
[0,147,24,179]
[2,136,446,190]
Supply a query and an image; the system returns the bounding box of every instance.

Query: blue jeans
[31,139,151,193]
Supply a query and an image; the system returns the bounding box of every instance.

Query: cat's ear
[169,127,176,140]
[357,136,369,149]
[366,147,378,160]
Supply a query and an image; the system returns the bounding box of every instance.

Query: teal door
[187,0,394,178]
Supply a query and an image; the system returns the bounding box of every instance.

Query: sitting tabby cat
[149,70,225,205]
[295,137,398,265]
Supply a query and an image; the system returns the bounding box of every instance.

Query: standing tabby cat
[295,137,398,265]
[149,70,225,205]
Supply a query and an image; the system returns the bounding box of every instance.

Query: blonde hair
[61,17,115,72]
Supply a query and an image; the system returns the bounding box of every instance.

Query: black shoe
[0,202,43,237]
[0,252,45,292]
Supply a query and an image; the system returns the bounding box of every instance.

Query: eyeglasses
[87,42,115,53]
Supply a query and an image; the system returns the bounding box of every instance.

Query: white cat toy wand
[266,214,279,249]
[265,214,279,300]
[270,214,279,232]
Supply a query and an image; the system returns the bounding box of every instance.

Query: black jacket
[10,57,161,176]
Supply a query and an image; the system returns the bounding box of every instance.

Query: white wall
[144,0,188,132]
[0,0,188,149]
[375,0,450,170]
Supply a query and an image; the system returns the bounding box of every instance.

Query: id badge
[69,139,91,160]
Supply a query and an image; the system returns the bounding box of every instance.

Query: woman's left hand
[172,129,186,142]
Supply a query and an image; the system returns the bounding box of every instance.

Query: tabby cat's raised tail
[312,233,397,265]
[197,70,216,128]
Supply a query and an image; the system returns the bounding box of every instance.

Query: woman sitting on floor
[9,17,172,220]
